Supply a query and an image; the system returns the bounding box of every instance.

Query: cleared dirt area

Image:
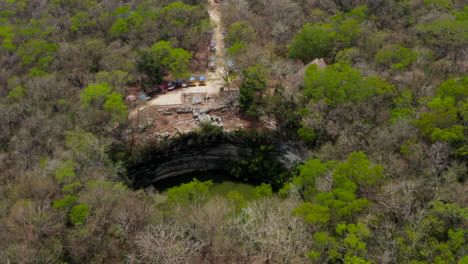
[143,84,223,107]
[131,106,267,143]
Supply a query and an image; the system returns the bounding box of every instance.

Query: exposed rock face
[128,136,307,188]
[130,143,248,187]
[277,141,308,168]
[128,137,251,187]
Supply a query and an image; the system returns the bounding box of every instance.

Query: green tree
[334,19,361,48]
[437,78,468,101]
[62,182,82,195]
[415,18,468,57]
[295,153,383,226]
[109,18,129,38]
[80,82,127,123]
[0,24,16,51]
[164,47,192,79]
[253,183,273,198]
[375,45,419,69]
[333,152,384,189]
[7,85,26,100]
[294,202,331,226]
[70,203,91,226]
[156,1,205,43]
[239,64,267,117]
[95,70,132,93]
[54,160,77,184]
[167,178,213,205]
[288,23,333,63]
[281,158,332,198]
[53,195,78,210]
[80,82,112,108]
[314,177,370,223]
[150,41,190,78]
[17,39,57,66]
[108,8,143,38]
[138,41,191,82]
[303,63,393,105]
[416,78,467,143]
[70,12,96,33]
[309,222,371,263]
[137,49,165,85]
[454,6,468,21]
[297,125,316,145]
[159,2,200,26]
[396,201,467,263]
[104,92,128,123]
[226,42,247,57]
[225,22,257,47]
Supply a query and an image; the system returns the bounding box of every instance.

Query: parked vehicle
[198,76,207,86]
[138,94,150,100]
[158,83,169,93]
[209,62,216,72]
[168,82,175,91]
[173,79,183,88]
[188,76,198,86]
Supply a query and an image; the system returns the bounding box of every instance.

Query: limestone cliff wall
[128,136,307,188]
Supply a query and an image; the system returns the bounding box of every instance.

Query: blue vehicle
[138,94,150,100]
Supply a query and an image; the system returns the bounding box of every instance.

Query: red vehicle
[158,83,169,94]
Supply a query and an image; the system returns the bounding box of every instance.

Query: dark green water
[152,170,258,199]
[210,180,256,200]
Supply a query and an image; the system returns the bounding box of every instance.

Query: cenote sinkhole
[151,170,260,200]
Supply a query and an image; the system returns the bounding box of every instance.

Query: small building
[193,94,202,105]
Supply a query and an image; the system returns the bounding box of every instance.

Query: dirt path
[206,1,226,85]
[137,0,226,109]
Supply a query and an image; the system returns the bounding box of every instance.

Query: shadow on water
[152,169,260,199]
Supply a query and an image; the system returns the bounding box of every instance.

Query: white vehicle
[168,83,175,91]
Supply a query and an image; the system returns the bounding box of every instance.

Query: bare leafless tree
[131,221,205,264]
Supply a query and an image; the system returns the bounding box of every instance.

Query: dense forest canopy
[0,0,467,263]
